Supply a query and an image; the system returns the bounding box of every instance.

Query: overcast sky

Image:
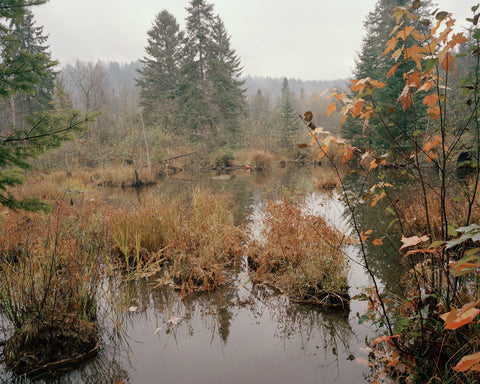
[34,0,473,81]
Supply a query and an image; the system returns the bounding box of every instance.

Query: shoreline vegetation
[0,162,351,375]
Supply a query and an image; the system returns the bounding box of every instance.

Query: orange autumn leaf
[423,93,439,107]
[369,158,386,170]
[416,79,435,93]
[350,78,369,93]
[387,63,401,78]
[440,300,480,330]
[372,334,400,345]
[383,37,399,56]
[338,114,348,131]
[411,29,428,41]
[369,80,387,88]
[398,84,412,111]
[423,38,438,55]
[371,191,386,207]
[396,26,415,40]
[453,351,480,373]
[404,45,424,70]
[406,70,422,88]
[427,105,441,120]
[340,145,358,166]
[400,235,430,249]
[350,99,365,118]
[372,238,383,246]
[327,102,336,116]
[450,32,468,47]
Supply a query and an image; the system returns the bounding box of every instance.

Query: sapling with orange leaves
[299,2,480,382]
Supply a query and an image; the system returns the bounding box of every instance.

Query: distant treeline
[61,60,348,98]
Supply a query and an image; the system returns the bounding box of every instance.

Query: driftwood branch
[162,152,195,162]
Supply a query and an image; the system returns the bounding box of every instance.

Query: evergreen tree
[207,15,245,146]
[136,10,183,126]
[277,78,299,152]
[177,0,245,145]
[0,1,92,210]
[11,9,55,113]
[341,0,432,153]
[176,0,216,142]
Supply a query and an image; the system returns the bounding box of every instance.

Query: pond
[1,165,384,383]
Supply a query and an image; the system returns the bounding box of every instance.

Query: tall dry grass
[0,197,105,374]
[107,188,245,296]
[247,195,349,307]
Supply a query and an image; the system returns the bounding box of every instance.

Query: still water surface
[2,165,380,383]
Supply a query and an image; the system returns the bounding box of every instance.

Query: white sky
[34,0,473,80]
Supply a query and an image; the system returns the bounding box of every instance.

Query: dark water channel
[2,165,382,384]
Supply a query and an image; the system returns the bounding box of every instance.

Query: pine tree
[207,15,245,146]
[341,0,432,153]
[177,0,245,145]
[176,0,216,142]
[0,1,92,210]
[136,10,183,126]
[278,78,299,152]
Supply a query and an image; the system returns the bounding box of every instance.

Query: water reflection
[1,165,379,383]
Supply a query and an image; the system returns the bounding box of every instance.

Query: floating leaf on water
[167,316,181,325]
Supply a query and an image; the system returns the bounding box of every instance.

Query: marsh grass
[247,195,349,308]
[108,188,245,296]
[0,199,104,375]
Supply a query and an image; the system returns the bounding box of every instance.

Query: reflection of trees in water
[249,285,353,356]
[342,171,405,291]
[118,275,239,347]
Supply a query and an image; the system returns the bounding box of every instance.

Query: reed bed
[247,195,349,308]
[108,188,245,296]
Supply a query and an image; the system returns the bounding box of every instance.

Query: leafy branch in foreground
[299,2,480,382]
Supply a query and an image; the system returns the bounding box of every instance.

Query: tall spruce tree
[207,15,245,146]
[0,0,92,210]
[278,78,299,152]
[341,0,432,153]
[177,0,245,145]
[176,0,216,142]
[136,10,183,126]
